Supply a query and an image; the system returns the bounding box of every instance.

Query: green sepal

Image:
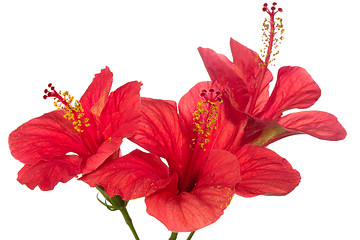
[95,185,128,211]
[96,193,117,211]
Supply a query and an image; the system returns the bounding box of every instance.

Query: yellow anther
[191,99,221,150]
[47,87,90,132]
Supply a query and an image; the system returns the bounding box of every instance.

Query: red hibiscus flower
[8,67,142,190]
[198,3,346,146]
[82,81,300,232]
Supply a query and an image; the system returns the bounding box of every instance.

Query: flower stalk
[169,232,178,240]
[187,231,196,240]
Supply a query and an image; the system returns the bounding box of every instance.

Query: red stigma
[262,2,283,15]
[43,83,57,99]
[42,83,64,105]
[200,88,222,103]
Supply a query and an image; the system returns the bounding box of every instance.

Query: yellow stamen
[192,100,220,151]
[44,84,90,132]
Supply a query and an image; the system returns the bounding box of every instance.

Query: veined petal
[80,66,113,120]
[99,81,142,140]
[17,155,81,191]
[278,110,347,141]
[230,38,273,115]
[234,144,300,197]
[263,66,321,119]
[145,150,240,232]
[81,150,171,200]
[230,38,264,80]
[130,98,187,172]
[262,66,321,119]
[198,47,250,112]
[9,110,89,165]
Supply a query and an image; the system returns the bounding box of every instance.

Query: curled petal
[234,145,301,197]
[146,150,240,232]
[81,150,172,200]
[263,66,321,119]
[80,66,113,120]
[8,110,89,165]
[17,155,81,191]
[279,110,347,141]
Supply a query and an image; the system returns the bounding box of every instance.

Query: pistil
[249,2,284,114]
[260,2,284,67]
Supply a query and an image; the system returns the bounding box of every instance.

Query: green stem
[186,231,196,240]
[119,207,140,240]
[169,232,178,240]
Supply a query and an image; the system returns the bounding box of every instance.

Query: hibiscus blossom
[82,81,300,232]
[198,3,346,146]
[8,67,142,190]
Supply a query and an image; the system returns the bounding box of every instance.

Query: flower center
[179,88,223,192]
[43,83,90,132]
[260,2,284,67]
[192,88,222,151]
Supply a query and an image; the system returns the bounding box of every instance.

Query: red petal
[230,38,273,115]
[9,110,89,165]
[130,98,188,172]
[81,150,171,200]
[17,155,81,191]
[262,66,321,119]
[145,150,240,232]
[81,137,123,174]
[230,38,264,79]
[234,145,301,197]
[198,47,250,111]
[279,110,347,141]
[99,81,142,139]
[80,66,113,120]
[178,81,248,151]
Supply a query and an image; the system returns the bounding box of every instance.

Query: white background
[1,0,359,239]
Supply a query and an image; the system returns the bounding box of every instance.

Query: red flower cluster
[8,2,346,235]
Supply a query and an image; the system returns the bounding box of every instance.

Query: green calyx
[96,185,128,211]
